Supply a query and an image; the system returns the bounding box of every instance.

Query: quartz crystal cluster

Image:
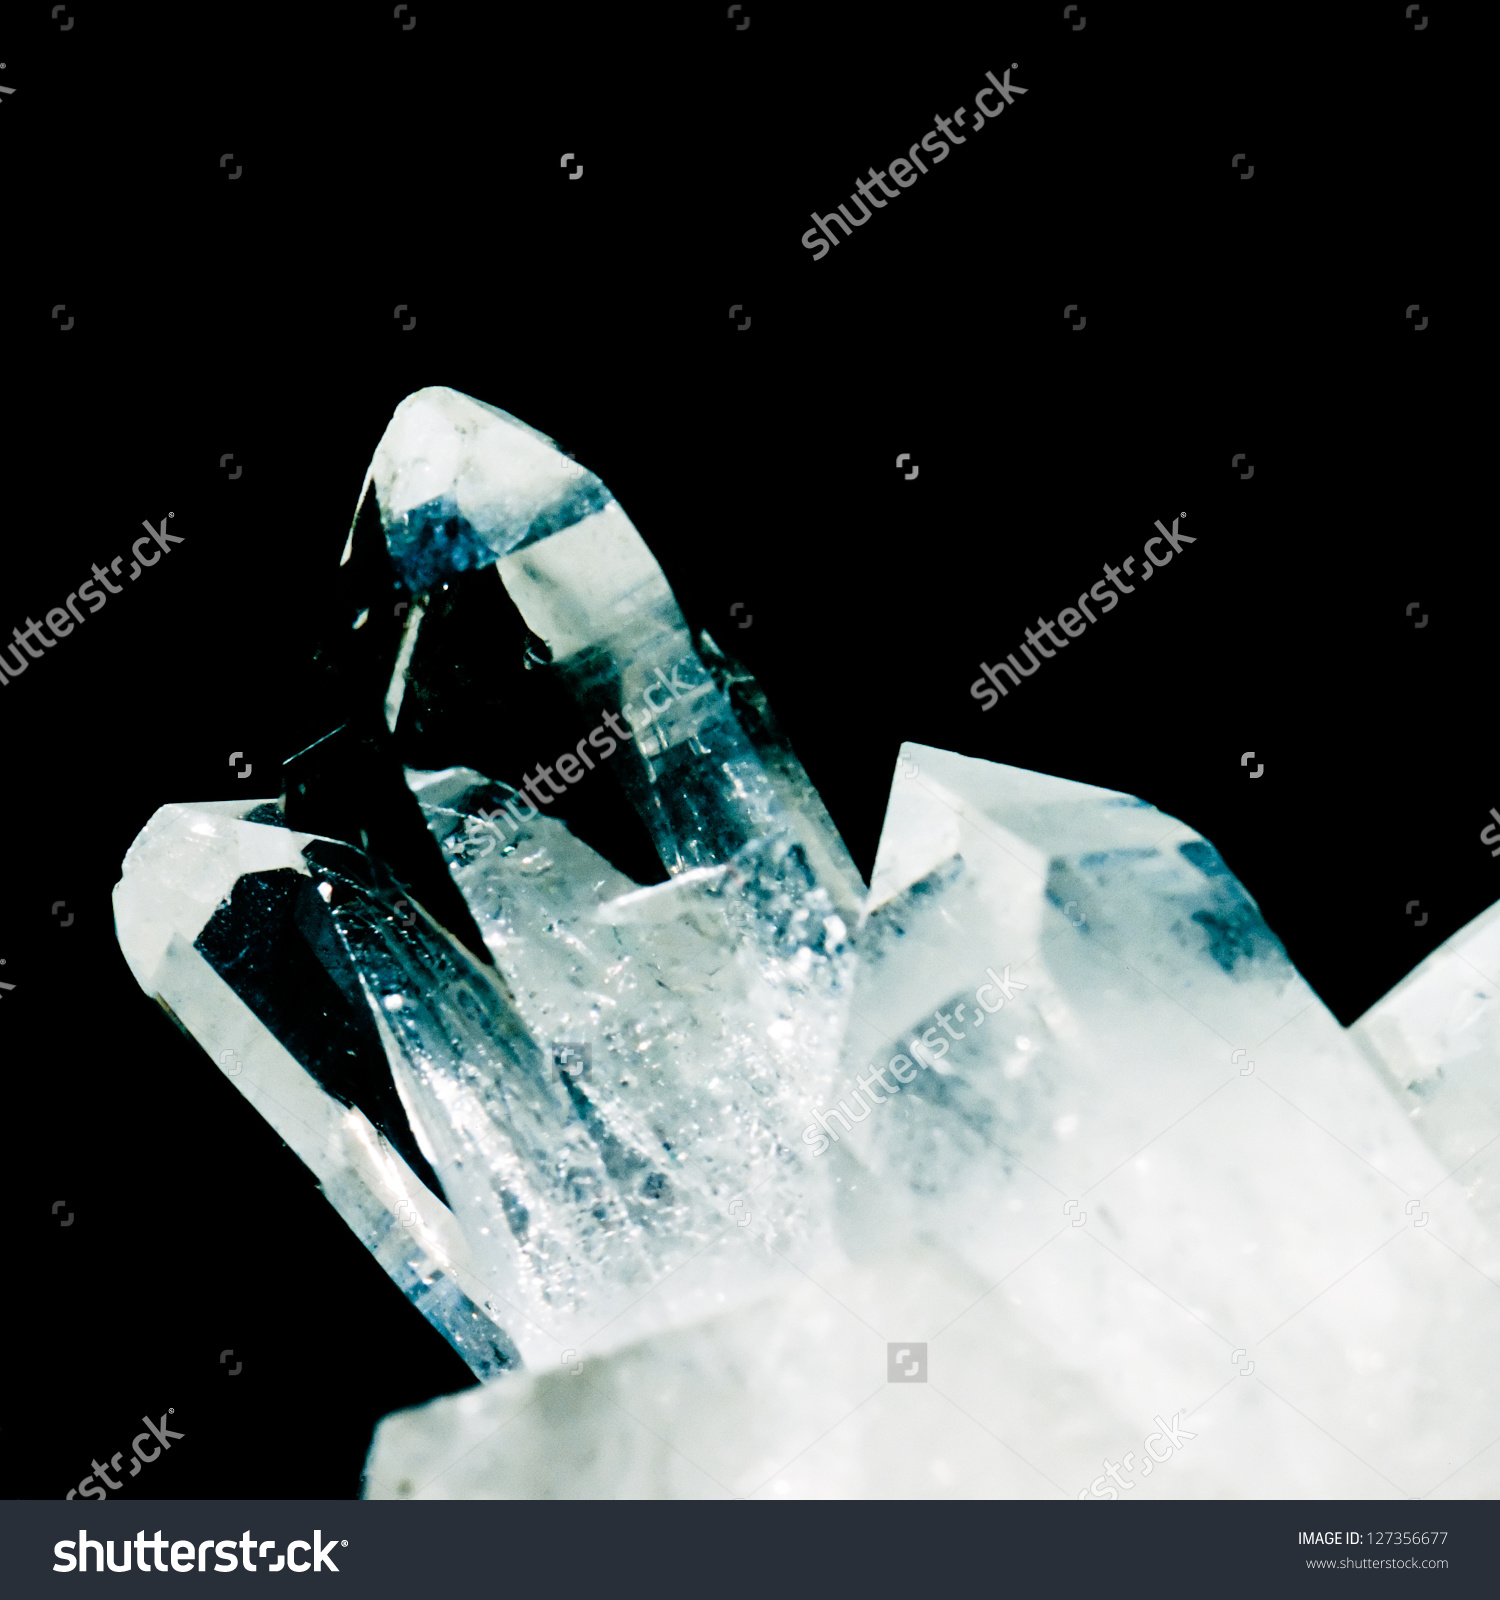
[115,389,1500,1498]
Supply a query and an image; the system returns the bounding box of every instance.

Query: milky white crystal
[364,745,1500,1499]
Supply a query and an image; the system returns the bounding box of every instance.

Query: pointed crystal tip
[366,386,611,592]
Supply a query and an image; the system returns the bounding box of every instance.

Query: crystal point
[368,386,612,591]
[112,391,1500,1498]
[365,745,1500,1497]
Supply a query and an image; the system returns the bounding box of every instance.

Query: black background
[2,2,1488,1505]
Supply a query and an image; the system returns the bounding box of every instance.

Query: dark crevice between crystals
[307,486,413,734]
[194,868,449,1207]
[284,481,501,964]
[283,719,495,969]
[393,566,669,891]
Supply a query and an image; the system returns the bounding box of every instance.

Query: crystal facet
[113,388,1500,1497]
[362,748,1500,1498]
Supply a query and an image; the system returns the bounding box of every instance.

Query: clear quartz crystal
[349,388,863,1363]
[114,386,1500,1498]
[112,800,519,1380]
[370,387,864,916]
[364,746,1500,1499]
[308,804,851,1367]
[1353,901,1500,1230]
[116,386,861,1380]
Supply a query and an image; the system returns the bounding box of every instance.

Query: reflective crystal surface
[113,387,1500,1496]
[1353,901,1500,1231]
[115,386,860,1378]
[113,799,520,1380]
[364,747,1500,1499]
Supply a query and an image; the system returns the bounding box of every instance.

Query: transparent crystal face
[361,745,1500,1500]
[115,386,863,1377]
[305,777,853,1363]
[113,387,1500,1496]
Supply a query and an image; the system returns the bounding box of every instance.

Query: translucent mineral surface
[1352,902,1500,1235]
[114,386,859,1380]
[113,387,1500,1496]
[362,749,1500,1499]
[113,799,520,1380]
